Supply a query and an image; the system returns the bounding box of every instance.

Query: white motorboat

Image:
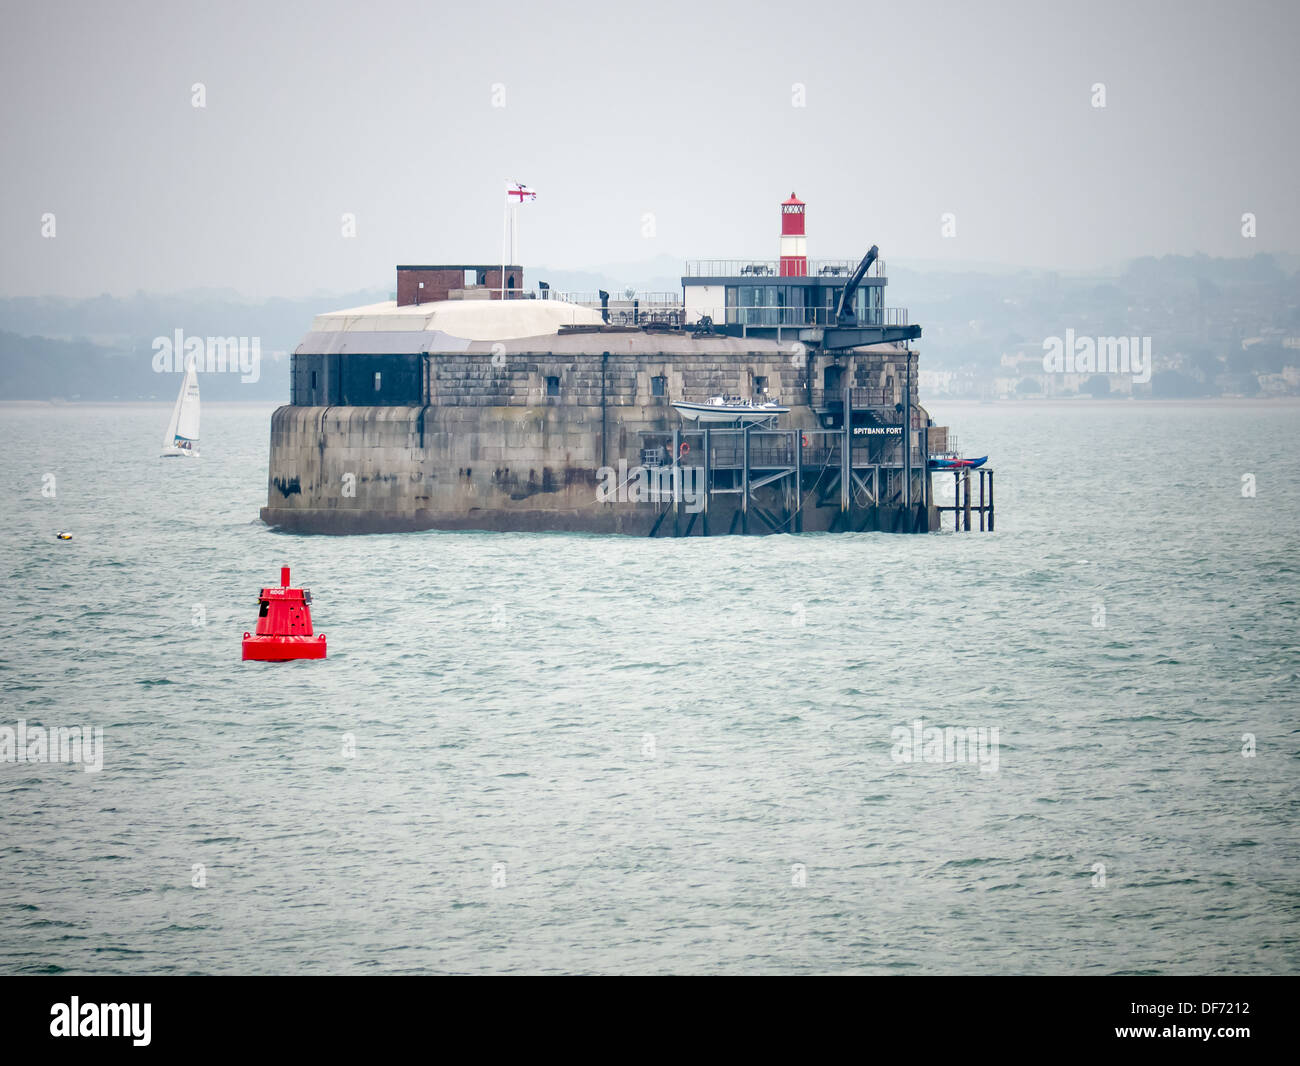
[671,395,790,424]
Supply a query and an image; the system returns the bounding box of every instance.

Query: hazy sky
[3,0,1298,298]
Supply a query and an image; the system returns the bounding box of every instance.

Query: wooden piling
[921,426,929,512]
[672,426,681,537]
[741,422,750,535]
[794,429,803,533]
[702,427,711,537]
[903,355,912,507]
[840,386,851,516]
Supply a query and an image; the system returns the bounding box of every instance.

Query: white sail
[161,358,200,457]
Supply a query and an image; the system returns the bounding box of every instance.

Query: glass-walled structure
[725,283,886,327]
[682,258,911,334]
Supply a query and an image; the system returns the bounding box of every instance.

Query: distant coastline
[3,251,1297,403]
[0,399,281,409]
[927,396,1300,407]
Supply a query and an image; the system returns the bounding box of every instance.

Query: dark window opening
[310,370,318,390]
[651,375,666,397]
[546,376,560,397]
[754,376,768,396]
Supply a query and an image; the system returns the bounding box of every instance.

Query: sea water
[0,401,1297,974]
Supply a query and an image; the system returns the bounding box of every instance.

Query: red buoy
[241,566,327,661]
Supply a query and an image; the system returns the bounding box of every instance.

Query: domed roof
[310,297,605,342]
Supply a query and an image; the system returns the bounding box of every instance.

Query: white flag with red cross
[506,182,537,203]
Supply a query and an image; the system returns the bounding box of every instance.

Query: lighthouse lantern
[779,192,807,277]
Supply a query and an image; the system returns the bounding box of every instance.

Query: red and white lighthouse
[779,192,807,277]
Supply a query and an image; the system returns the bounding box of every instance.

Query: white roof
[310,299,605,341]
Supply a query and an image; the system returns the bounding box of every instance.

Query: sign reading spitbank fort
[261,194,990,536]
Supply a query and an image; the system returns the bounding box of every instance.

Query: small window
[754,376,768,395]
[651,375,666,397]
[546,376,560,397]
[374,372,382,391]
[310,370,318,390]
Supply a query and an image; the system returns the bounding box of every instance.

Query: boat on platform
[161,358,200,458]
[929,455,987,470]
[672,396,790,424]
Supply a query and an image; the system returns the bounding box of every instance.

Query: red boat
[242,566,327,661]
[928,455,988,470]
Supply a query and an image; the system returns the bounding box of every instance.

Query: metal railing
[684,258,887,278]
[500,289,687,327]
[552,291,682,307]
[810,388,895,408]
[678,440,925,471]
[725,306,910,328]
[697,440,798,470]
[603,308,685,329]
[496,289,683,307]
[638,429,927,478]
[489,287,912,334]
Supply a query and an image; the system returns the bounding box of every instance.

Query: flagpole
[501,183,509,300]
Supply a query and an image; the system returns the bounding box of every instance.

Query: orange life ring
[801,434,809,448]
[680,441,690,455]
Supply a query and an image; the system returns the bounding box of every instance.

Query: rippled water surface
[1,401,1298,974]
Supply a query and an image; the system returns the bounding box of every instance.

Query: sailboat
[161,357,200,457]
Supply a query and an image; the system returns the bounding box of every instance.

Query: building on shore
[262,195,980,535]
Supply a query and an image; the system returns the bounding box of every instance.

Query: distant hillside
[0,331,289,402]
[0,288,387,355]
[0,288,390,402]
[1,254,1297,401]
